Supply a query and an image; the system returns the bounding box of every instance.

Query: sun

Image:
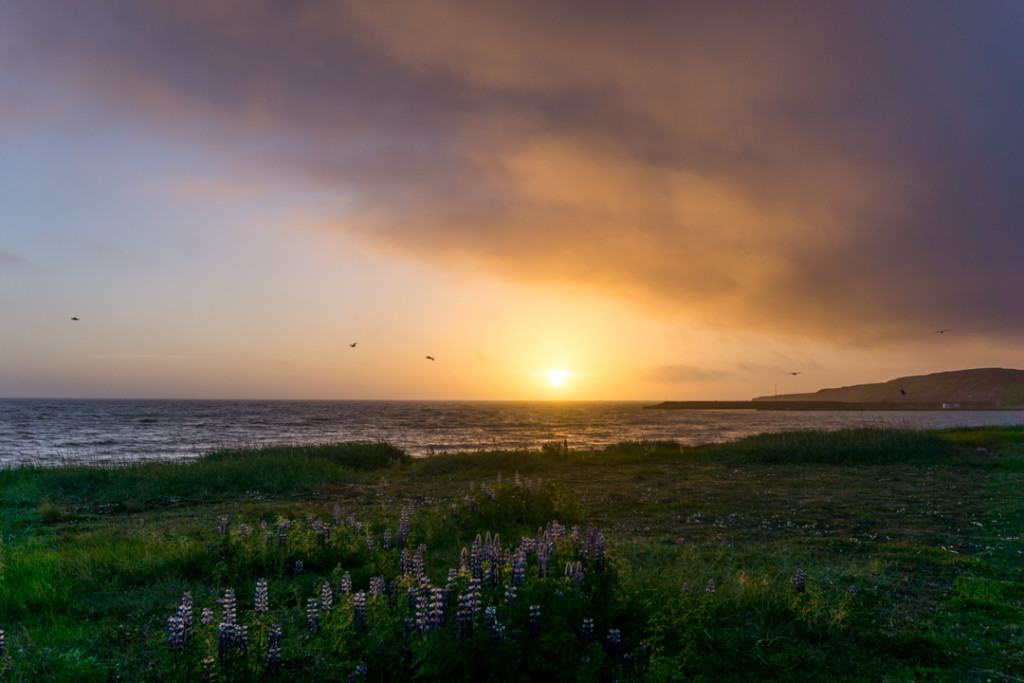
[545,369,571,387]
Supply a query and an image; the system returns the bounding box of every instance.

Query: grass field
[1,427,1022,681]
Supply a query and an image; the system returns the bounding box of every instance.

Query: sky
[1,1,1023,401]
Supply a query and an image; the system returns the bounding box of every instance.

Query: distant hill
[752,368,1024,408]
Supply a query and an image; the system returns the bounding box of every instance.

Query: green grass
[1,428,1022,681]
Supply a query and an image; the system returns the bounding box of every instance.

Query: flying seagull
[425,355,435,361]
[789,371,801,375]
[349,342,357,348]
[71,317,79,321]
[933,329,951,334]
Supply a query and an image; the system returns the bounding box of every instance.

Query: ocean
[1,398,1021,467]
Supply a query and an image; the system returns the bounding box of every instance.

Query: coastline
[644,400,1024,411]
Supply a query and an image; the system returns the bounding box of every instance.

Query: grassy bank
[1,427,1022,681]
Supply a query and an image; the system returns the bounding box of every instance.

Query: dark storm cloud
[3,0,1022,346]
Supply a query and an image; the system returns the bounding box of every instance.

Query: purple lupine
[369,576,386,599]
[528,605,541,637]
[511,548,527,587]
[581,617,594,644]
[294,560,303,576]
[239,523,249,537]
[793,569,806,594]
[397,507,410,549]
[200,607,215,626]
[180,593,193,642]
[218,622,244,658]
[266,623,283,671]
[383,528,392,550]
[306,598,320,634]
[218,517,229,536]
[341,571,352,594]
[255,579,270,614]
[353,592,367,629]
[470,535,484,579]
[412,544,426,580]
[705,579,716,595]
[504,585,517,607]
[400,549,412,576]
[266,531,274,546]
[0,629,4,660]
[485,606,506,642]
[537,542,551,579]
[321,582,333,613]
[348,662,368,682]
[366,532,374,552]
[333,503,342,525]
[317,523,330,546]
[218,588,237,625]
[427,587,446,631]
[607,628,622,658]
[167,615,186,651]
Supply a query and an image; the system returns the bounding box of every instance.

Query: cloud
[4,0,1023,349]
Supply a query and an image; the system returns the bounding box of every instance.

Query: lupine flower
[348,662,368,682]
[218,517,229,535]
[383,528,392,550]
[847,585,859,595]
[266,623,283,671]
[400,549,412,576]
[504,585,517,607]
[180,593,193,642]
[581,618,594,644]
[333,503,342,525]
[266,531,274,545]
[239,523,249,537]
[218,622,244,658]
[0,629,4,660]
[397,507,410,548]
[705,579,716,595]
[412,545,425,580]
[278,531,287,547]
[321,581,333,612]
[353,592,367,629]
[294,560,304,576]
[529,605,542,637]
[306,598,320,634]
[369,576,386,599]
[607,628,622,658]
[511,548,527,587]
[341,571,352,594]
[261,519,268,529]
[255,579,270,614]
[218,588,237,625]
[201,607,215,626]
[793,569,806,593]
[366,532,374,552]
[317,523,330,546]
[167,615,185,651]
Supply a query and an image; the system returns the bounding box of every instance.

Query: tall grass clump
[704,427,955,464]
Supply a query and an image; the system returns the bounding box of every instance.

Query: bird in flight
[933,329,951,334]
[71,317,79,321]
[789,371,801,375]
[900,389,907,395]
[349,342,358,348]
[425,355,435,361]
